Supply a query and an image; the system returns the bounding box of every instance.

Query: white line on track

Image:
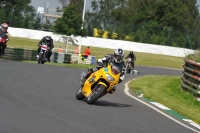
[124,80,200,133]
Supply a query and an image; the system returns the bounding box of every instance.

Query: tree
[42,19,52,31]
[84,0,200,48]
[33,14,42,30]
[59,0,69,9]
[59,0,84,15]
[0,0,36,28]
[68,0,84,15]
[53,4,86,36]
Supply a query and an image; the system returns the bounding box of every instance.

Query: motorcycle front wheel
[87,85,106,104]
[126,63,132,74]
[38,53,43,64]
[126,68,131,74]
[76,86,85,100]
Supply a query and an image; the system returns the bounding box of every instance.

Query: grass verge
[129,75,200,124]
[8,36,184,69]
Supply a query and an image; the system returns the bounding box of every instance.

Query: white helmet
[1,23,8,32]
[46,35,51,41]
[114,48,124,63]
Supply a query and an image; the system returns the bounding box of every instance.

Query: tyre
[87,85,106,104]
[38,53,43,64]
[76,86,85,100]
[41,60,45,64]
[126,63,132,74]
[38,57,41,64]
[127,68,131,74]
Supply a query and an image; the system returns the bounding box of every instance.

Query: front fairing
[82,65,120,97]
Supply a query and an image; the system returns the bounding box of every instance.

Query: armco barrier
[182,58,200,101]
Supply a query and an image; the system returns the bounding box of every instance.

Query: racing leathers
[0,28,9,55]
[125,52,136,69]
[38,37,54,62]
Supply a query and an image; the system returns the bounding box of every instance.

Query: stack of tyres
[53,52,58,63]
[3,47,14,60]
[31,50,38,61]
[23,49,33,60]
[63,54,71,64]
[13,48,24,60]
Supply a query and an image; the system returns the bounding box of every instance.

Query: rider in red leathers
[0,23,9,56]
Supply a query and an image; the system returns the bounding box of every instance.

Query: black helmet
[114,48,124,63]
[130,51,133,54]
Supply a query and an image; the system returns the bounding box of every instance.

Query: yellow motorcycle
[76,63,121,104]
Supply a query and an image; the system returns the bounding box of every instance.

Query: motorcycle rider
[0,23,9,56]
[125,51,136,69]
[37,35,54,62]
[80,48,126,94]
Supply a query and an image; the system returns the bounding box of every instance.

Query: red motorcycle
[37,44,49,64]
[126,58,134,74]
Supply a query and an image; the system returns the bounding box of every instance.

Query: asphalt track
[0,60,199,133]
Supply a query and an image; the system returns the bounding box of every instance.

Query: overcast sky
[30,0,92,12]
[30,0,200,15]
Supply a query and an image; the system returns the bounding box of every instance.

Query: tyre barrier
[2,47,96,64]
[182,58,200,101]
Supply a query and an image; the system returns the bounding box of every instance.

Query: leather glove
[119,75,124,83]
[88,68,94,73]
[97,59,103,66]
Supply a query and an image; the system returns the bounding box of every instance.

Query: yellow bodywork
[82,64,120,98]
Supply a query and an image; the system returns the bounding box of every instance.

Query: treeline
[0,0,52,30]
[1,0,200,49]
[83,0,200,49]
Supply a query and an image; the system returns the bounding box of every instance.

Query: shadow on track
[81,99,132,107]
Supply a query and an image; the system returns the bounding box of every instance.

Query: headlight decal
[106,74,115,81]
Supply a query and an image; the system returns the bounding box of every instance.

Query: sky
[30,0,92,12]
[198,0,200,9]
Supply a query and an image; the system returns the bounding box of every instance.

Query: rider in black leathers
[125,51,136,69]
[0,23,9,56]
[37,35,54,62]
[80,48,126,94]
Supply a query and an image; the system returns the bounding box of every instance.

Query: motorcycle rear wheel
[76,86,85,100]
[87,85,106,104]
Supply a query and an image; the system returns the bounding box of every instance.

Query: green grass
[8,36,184,69]
[7,36,200,124]
[129,75,200,124]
